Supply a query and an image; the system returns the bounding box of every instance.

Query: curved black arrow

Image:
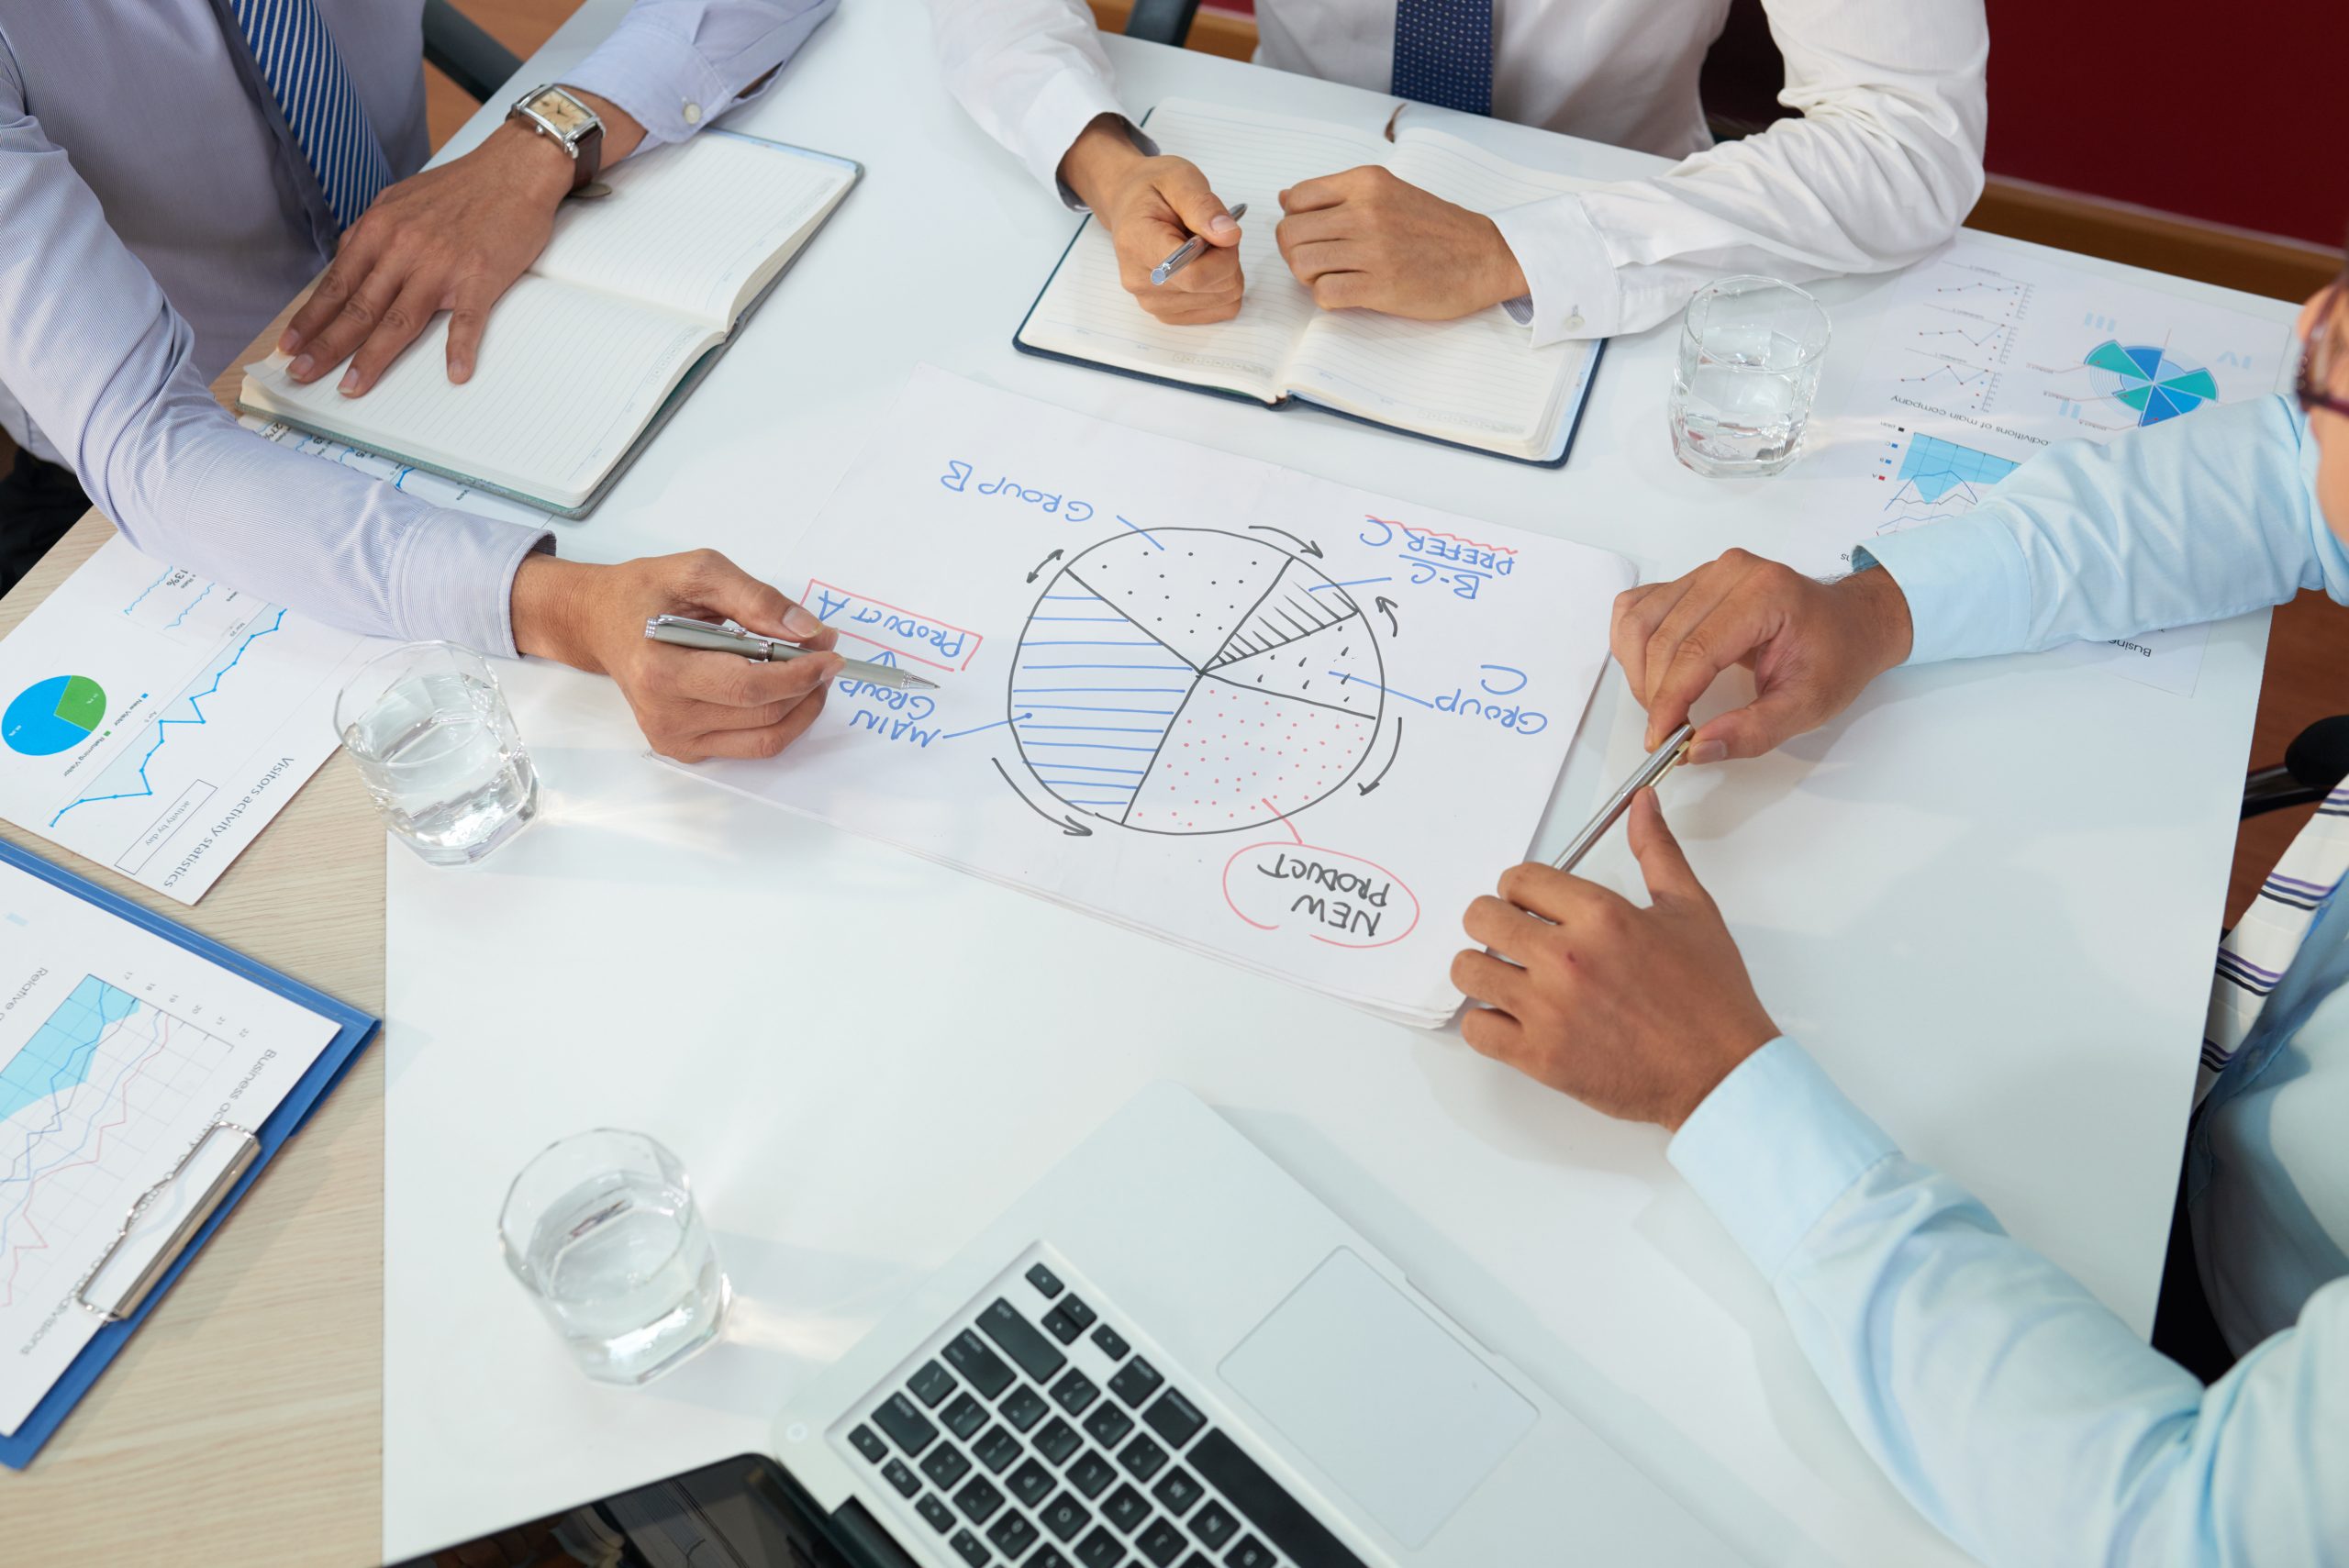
[1374,595,1399,638]
[1247,524,1324,560]
[991,757,1095,836]
[1356,716,1404,795]
[1025,548,1064,584]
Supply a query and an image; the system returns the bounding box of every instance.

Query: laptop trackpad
[1219,1248,1537,1549]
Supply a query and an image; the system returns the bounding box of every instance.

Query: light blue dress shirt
[1668,395,2347,1564]
[0,0,835,653]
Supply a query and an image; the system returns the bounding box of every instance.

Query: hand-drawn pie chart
[4,674,106,757]
[1009,528,1383,834]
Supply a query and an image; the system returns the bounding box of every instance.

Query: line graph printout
[679,367,1634,1026]
[0,538,384,902]
[1789,234,2296,695]
[0,857,340,1437]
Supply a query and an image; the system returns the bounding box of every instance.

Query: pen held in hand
[1151,201,1247,286]
[1551,722,1695,873]
[643,615,937,692]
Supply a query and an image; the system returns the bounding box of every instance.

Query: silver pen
[643,614,938,691]
[1551,722,1695,873]
[1151,201,1247,285]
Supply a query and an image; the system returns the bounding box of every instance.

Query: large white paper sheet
[678,368,1634,1024]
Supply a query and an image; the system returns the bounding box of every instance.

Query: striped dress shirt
[0,0,836,652]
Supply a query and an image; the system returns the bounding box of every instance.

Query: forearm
[0,114,547,651]
[928,0,1128,195]
[564,0,841,149]
[1861,395,2335,665]
[1672,1040,2349,1567]
[1501,0,1987,342]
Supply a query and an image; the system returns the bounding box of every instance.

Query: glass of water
[335,640,538,866]
[498,1129,730,1385]
[1669,275,1832,477]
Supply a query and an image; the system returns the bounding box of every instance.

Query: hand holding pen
[1054,120,1246,325]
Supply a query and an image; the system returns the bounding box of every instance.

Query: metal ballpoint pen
[1151,202,1248,285]
[1551,722,1696,873]
[642,615,937,692]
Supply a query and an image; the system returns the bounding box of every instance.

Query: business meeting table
[6,3,2302,1563]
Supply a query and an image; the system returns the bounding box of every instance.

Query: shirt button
[1564,312,1586,331]
[682,101,702,124]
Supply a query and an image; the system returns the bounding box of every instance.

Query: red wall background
[1201,0,2344,248]
[1981,0,2340,247]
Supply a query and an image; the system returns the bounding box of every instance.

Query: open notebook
[240,130,858,515]
[1016,99,1606,466]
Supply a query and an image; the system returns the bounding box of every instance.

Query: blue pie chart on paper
[4,674,106,756]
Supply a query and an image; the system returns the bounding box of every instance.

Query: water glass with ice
[1669,275,1832,477]
[335,640,538,866]
[498,1129,730,1385]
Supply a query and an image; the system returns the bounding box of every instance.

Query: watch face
[532,90,593,139]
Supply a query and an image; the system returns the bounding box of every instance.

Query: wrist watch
[507,85,604,195]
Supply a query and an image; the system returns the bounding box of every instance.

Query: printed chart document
[0,538,382,902]
[676,367,1634,1025]
[1790,233,2297,695]
[0,857,341,1439]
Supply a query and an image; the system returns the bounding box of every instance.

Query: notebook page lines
[1286,131,1595,450]
[245,277,712,500]
[531,134,851,325]
[1020,102,1392,394]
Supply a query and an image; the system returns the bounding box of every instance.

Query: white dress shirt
[928,0,1988,345]
[0,0,834,652]
[1664,397,2348,1563]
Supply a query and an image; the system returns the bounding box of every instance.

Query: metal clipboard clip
[73,1121,260,1324]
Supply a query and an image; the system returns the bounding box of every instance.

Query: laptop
[405,1084,1743,1567]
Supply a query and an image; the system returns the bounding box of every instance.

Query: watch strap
[569,117,604,195]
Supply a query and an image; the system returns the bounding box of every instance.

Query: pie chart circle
[2084,339,2221,428]
[3,674,106,757]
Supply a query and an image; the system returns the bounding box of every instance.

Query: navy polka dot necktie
[1392,0,1495,117]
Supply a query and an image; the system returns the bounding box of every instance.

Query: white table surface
[384,4,2292,1562]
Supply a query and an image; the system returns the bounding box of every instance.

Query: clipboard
[0,838,378,1469]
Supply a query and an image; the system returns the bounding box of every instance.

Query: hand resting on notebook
[508,549,843,762]
[277,88,648,398]
[1275,166,1528,320]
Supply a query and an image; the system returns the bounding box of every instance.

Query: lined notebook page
[1287,129,1597,456]
[242,277,715,506]
[1018,101,1391,397]
[532,134,854,328]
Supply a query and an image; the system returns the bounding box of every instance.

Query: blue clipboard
[0,837,378,1469]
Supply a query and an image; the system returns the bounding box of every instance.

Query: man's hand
[1452,792,1776,1130]
[280,90,645,395]
[1275,167,1526,318]
[1612,550,1916,763]
[509,550,842,763]
[1058,117,1243,325]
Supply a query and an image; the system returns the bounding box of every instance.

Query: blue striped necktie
[224,0,393,231]
[1392,0,1494,117]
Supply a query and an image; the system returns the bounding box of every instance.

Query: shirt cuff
[564,21,748,147]
[1668,1038,1898,1282]
[1487,195,1620,347]
[1852,513,2034,666]
[1030,89,1144,207]
[390,509,553,659]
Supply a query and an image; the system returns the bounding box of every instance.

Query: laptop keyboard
[841,1258,1366,1568]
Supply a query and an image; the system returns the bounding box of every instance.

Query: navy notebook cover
[0,838,378,1468]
